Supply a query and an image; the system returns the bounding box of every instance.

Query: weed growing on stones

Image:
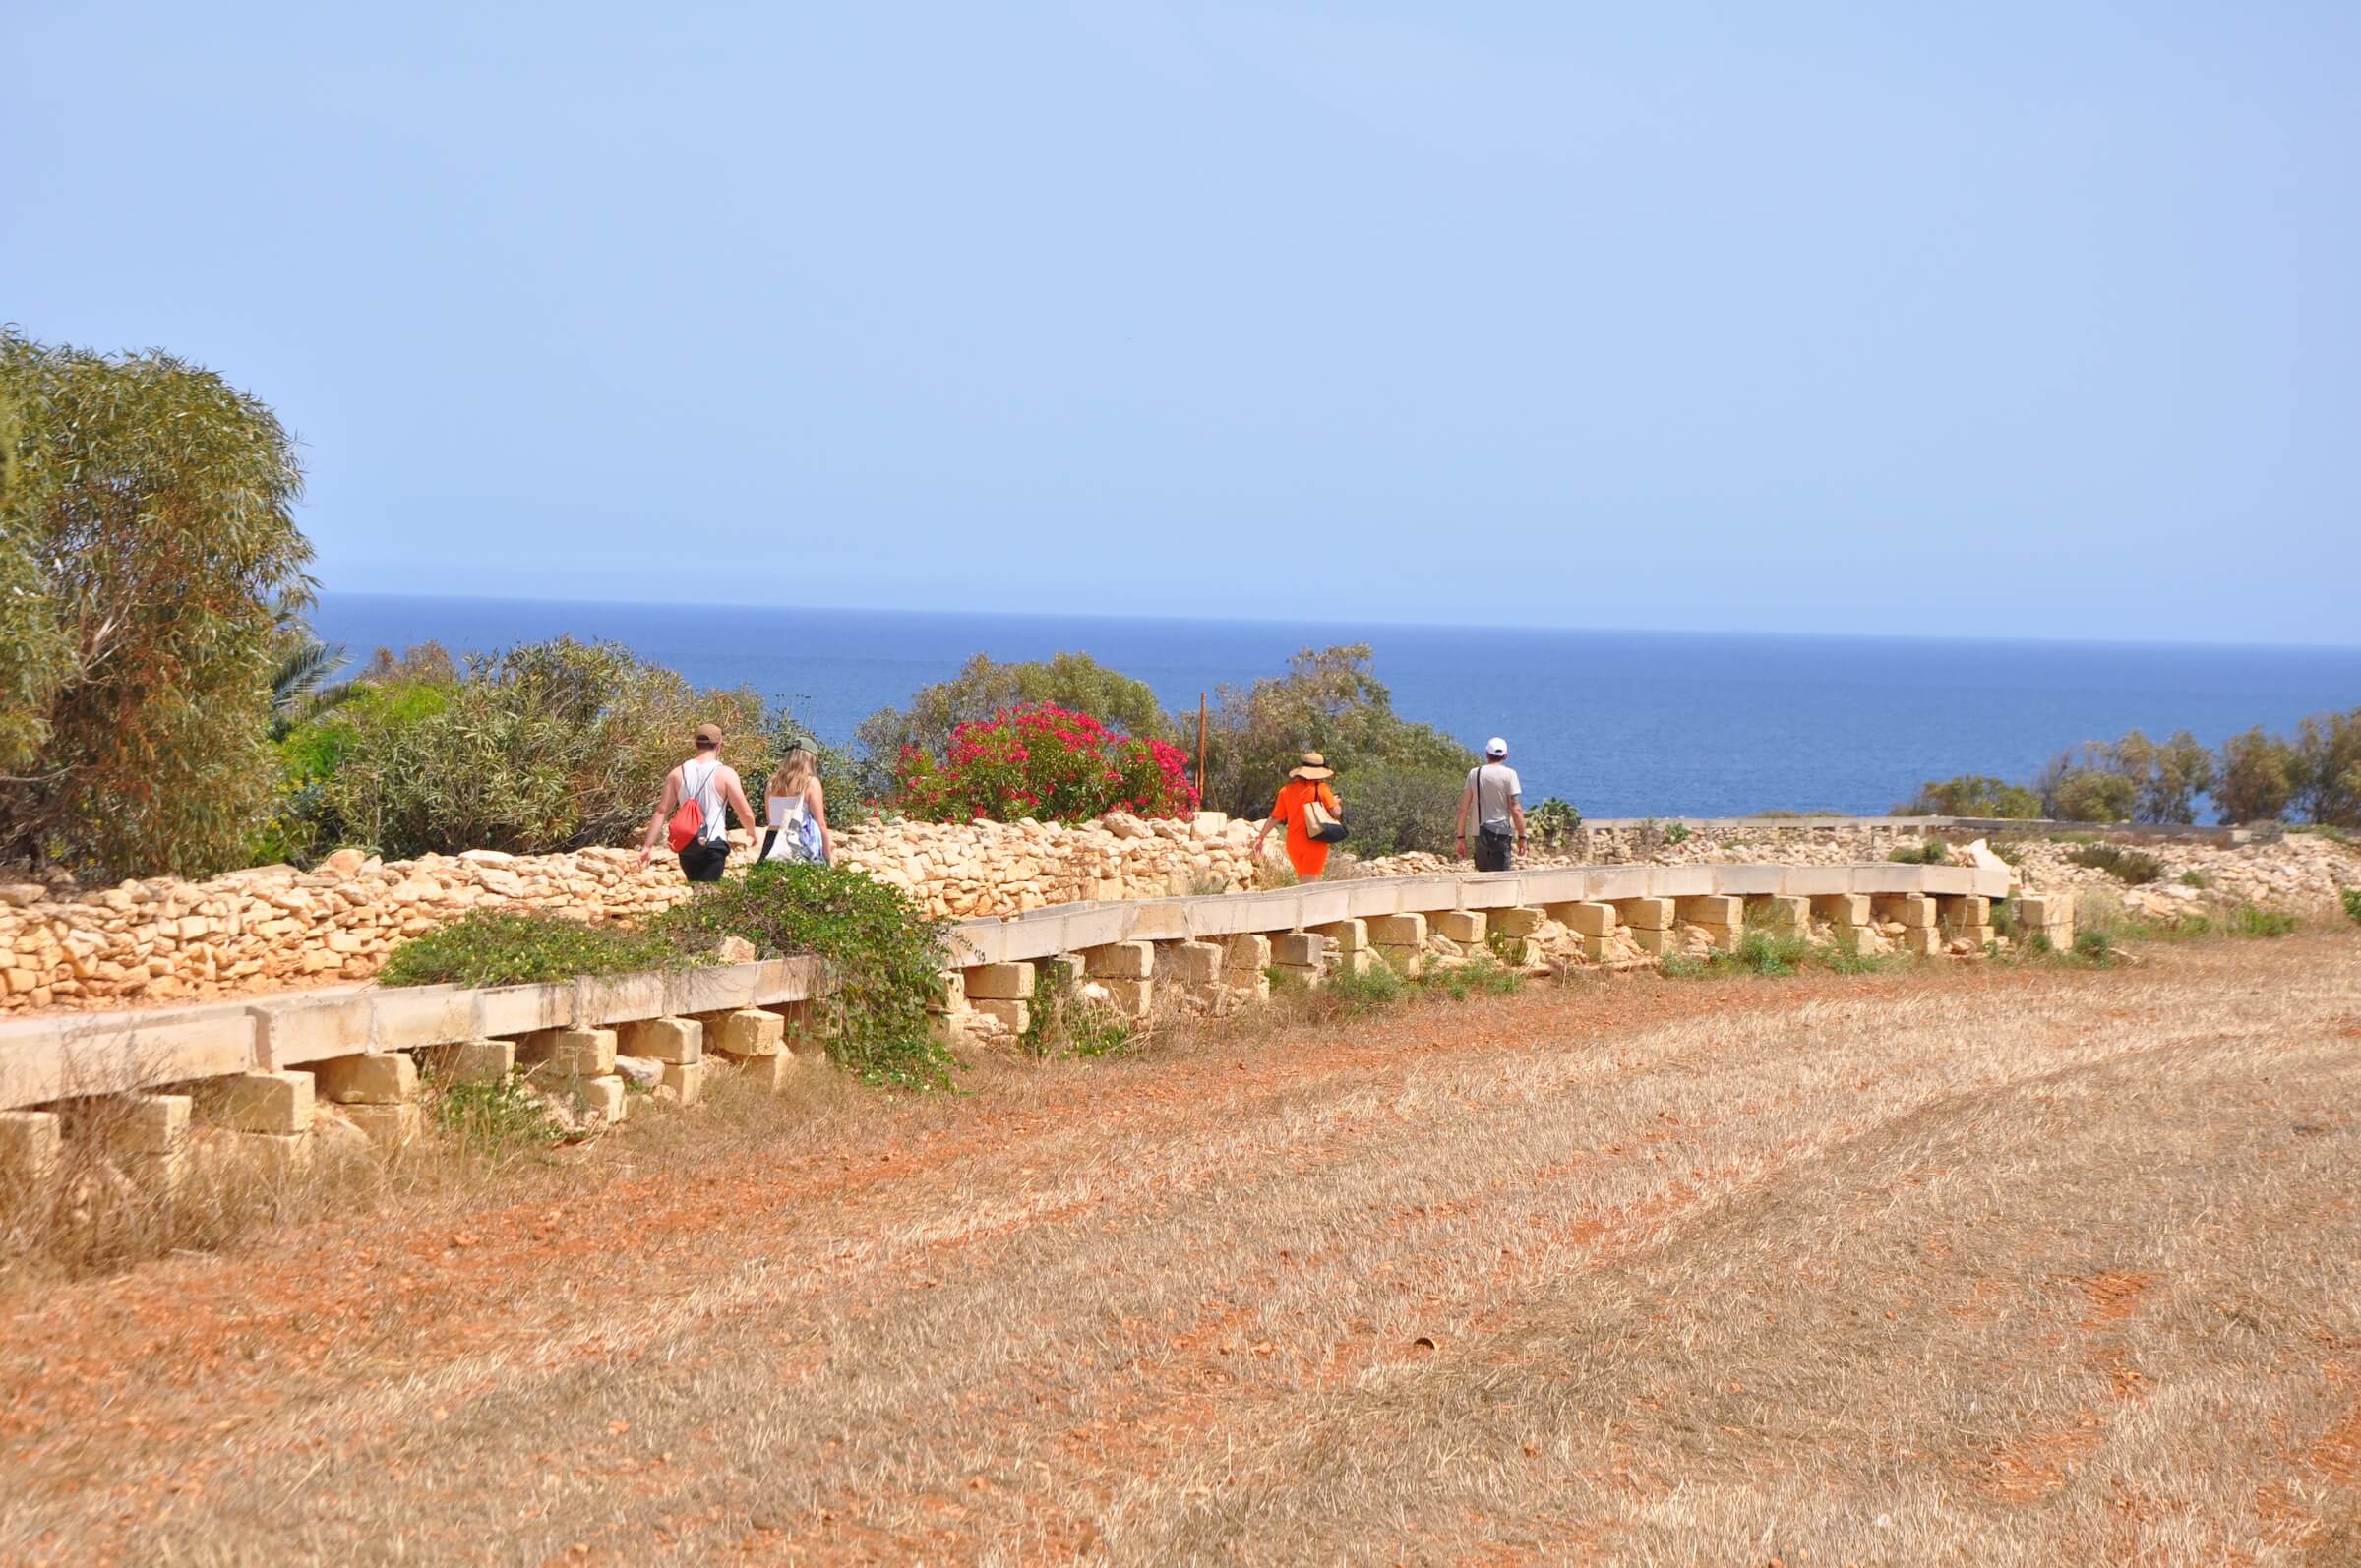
[2344,888,2361,927]
[379,910,691,989]
[1888,840,1949,865]
[2226,905,2299,938]
[431,1072,564,1162]
[2066,843,2166,884]
[654,863,956,1091]
[1019,966,1134,1060]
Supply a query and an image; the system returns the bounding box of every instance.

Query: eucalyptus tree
[0,329,313,878]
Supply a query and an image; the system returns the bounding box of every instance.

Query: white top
[767,791,811,829]
[1467,762,1522,828]
[678,760,729,843]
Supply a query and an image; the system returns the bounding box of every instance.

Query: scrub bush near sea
[1526,797,1582,849]
[2067,843,2165,885]
[653,863,956,1090]
[889,703,1196,824]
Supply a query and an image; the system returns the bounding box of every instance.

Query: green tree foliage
[1200,645,1477,821]
[1893,774,2043,817]
[2291,710,2361,830]
[2211,727,2298,824]
[0,330,313,878]
[2114,729,2214,824]
[1332,762,1467,855]
[279,638,777,861]
[856,652,1171,795]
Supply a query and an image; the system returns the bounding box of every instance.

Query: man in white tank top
[637,723,760,882]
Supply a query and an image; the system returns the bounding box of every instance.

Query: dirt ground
[2,936,2357,1566]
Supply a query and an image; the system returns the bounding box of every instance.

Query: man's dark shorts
[679,838,730,882]
[1474,831,1514,873]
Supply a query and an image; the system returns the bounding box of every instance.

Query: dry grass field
[1,935,2357,1565]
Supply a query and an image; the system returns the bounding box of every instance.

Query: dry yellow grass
[0,935,2354,1564]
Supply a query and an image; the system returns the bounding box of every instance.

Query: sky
[4,2,2356,642]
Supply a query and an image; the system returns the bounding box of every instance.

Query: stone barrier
[0,858,2017,1192]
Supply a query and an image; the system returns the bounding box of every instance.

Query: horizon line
[311,587,2361,658]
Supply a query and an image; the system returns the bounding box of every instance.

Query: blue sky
[5,2,2355,642]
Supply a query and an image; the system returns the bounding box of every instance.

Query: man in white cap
[1456,737,1526,872]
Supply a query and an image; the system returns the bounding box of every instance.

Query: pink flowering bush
[890,703,1197,823]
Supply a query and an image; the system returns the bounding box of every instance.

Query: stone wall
[0,813,1260,1014]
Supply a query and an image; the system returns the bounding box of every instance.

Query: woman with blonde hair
[1249,753,1345,881]
[759,744,833,865]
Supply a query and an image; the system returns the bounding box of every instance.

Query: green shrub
[1197,644,1475,821]
[430,1072,564,1159]
[1894,775,2042,818]
[1660,931,1902,980]
[288,638,782,861]
[2066,844,2165,884]
[2226,905,2298,939]
[2343,887,2361,927]
[854,651,1174,800]
[652,863,955,1090]
[1421,958,1524,1002]
[1017,965,1133,1060]
[1324,956,1410,1015]
[379,910,688,989]
[1660,820,1692,845]
[1888,840,1948,865]
[1332,763,1466,856]
[1526,797,1582,849]
[2073,928,2115,964]
[2180,869,2214,889]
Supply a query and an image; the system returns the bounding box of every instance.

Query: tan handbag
[1301,791,1348,844]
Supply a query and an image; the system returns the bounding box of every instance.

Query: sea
[312,594,2361,821]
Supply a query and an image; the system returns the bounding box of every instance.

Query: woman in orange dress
[1249,752,1342,881]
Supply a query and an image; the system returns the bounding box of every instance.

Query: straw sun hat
[1289,752,1335,781]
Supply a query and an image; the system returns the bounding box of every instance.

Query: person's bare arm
[1510,794,1528,847]
[809,778,833,862]
[1454,776,1475,860]
[723,769,760,842]
[637,768,681,865]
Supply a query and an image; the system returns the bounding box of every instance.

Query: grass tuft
[378,911,688,989]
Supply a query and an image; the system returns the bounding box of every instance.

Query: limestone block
[1223,934,1271,972]
[1163,942,1223,986]
[729,1050,793,1093]
[426,1038,515,1087]
[1312,919,1368,952]
[1578,933,1617,962]
[972,997,1030,1033]
[1550,902,1617,937]
[1489,907,1546,937]
[1225,970,1271,1004]
[196,1128,312,1182]
[1938,895,1991,931]
[613,1055,662,1092]
[518,1026,617,1078]
[2015,894,2074,928]
[965,962,1037,1001]
[1691,923,1742,954]
[1872,894,1937,929]
[1631,927,1676,955]
[1332,947,1378,976]
[1811,894,1871,927]
[568,1074,629,1123]
[659,1060,705,1107]
[1433,911,1486,944]
[1675,896,1743,927]
[1903,926,1942,955]
[1366,914,1426,947]
[1755,895,1811,932]
[927,970,968,1012]
[312,1052,419,1106]
[1099,977,1155,1018]
[1082,941,1155,981]
[248,994,371,1070]
[1039,953,1087,993]
[614,1016,702,1065]
[1272,933,1328,968]
[114,1093,192,1155]
[0,1109,61,1178]
[194,1070,315,1135]
[1374,944,1424,978]
[1615,898,1675,931]
[341,1101,423,1152]
[703,1008,784,1057]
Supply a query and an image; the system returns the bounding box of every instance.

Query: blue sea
[312,594,2361,821]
